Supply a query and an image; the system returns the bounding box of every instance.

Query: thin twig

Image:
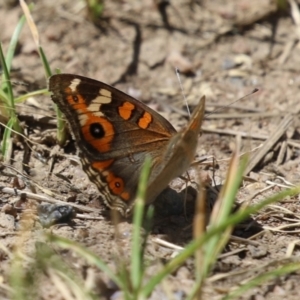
[0,186,101,213]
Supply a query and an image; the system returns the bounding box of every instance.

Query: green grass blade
[0,12,26,122]
[1,117,14,159]
[141,204,154,259]
[0,44,22,133]
[1,6,28,93]
[0,43,14,109]
[0,43,22,133]
[14,89,49,103]
[50,70,67,145]
[0,88,8,101]
[0,43,21,133]
[131,157,151,292]
[4,15,26,76]
[0,89,9,116]
[39,46,52,78]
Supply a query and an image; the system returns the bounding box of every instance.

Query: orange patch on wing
[138,111,152,129]
[92,159,114,171]
[121,191,130,201]
[106,172,128,199]
[81,114,115,153]
[65,87,88,112]
[118,101,135,120]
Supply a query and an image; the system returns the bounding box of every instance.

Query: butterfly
[48,74,205,216]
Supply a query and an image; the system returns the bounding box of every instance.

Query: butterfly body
[49,74,205,216]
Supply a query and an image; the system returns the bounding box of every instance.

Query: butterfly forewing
[49,74,205,215]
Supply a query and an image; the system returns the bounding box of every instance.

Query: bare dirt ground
[1,0,300,299]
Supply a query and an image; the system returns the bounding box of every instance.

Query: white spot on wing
[88,103,105,116]
[87,88,111,115]
[92,88,112,104]
[100,89,112,100]
[69,78,81,92]
[78,113,88,126]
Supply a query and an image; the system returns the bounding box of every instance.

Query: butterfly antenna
[176,68,191,117]
[206,88,259,117]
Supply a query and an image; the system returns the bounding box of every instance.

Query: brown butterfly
[49,74,205,216]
